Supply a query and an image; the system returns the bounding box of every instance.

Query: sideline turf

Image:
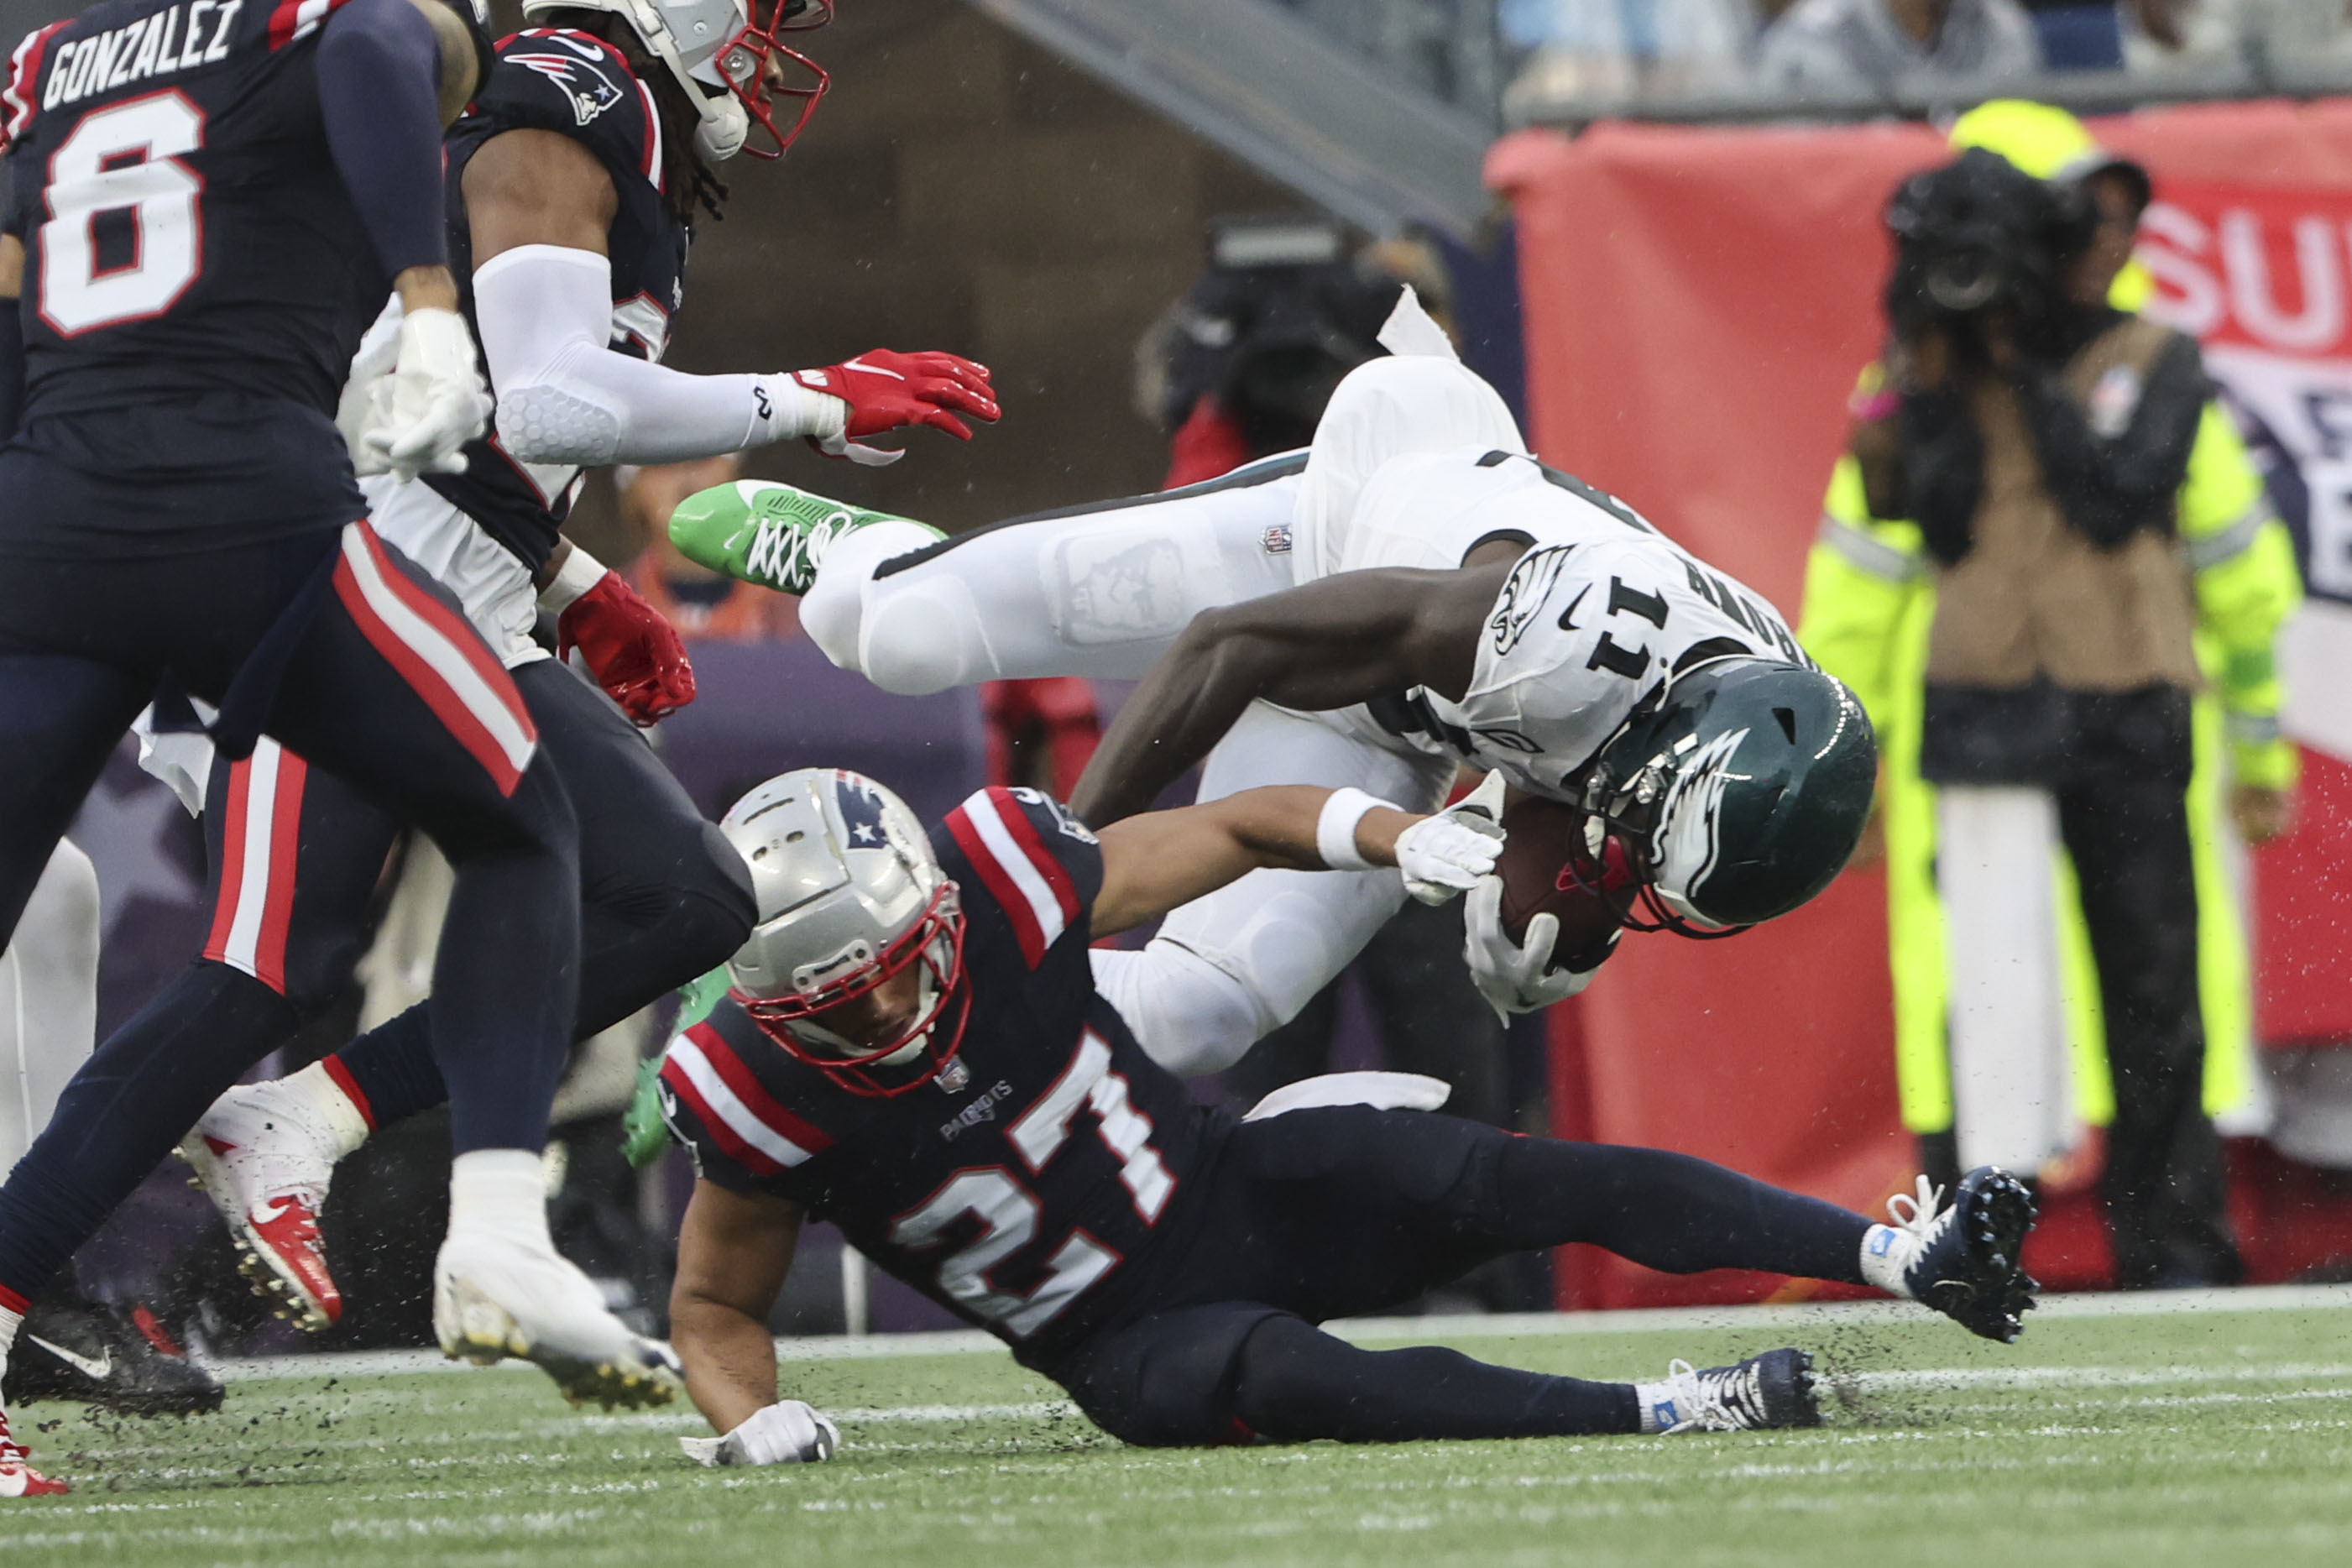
[6,1293,2352,1568]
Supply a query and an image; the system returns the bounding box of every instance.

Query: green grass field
[7,1287,2352,1568]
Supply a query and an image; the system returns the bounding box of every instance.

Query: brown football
[1492,795,1628,972]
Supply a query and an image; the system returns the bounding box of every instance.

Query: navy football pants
[0,522,578,1308]
[0,654,750,1306]
[1043,1107,1876,1445]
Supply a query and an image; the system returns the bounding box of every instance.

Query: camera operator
[1816,141,2292,1289]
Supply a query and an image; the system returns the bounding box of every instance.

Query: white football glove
[1393,812,1504,905]
[1463,875,1610,1022]
[679,1400,840,1467]
[352,307,493,483]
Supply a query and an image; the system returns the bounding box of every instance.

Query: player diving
[656,767,2036,1463]
[664,299,1880,1073]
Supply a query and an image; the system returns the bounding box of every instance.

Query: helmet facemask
[1563,745,1751,942]
[739,881,972,1097]
[695,0,832,161]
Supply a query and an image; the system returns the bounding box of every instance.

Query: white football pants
[1,842,101,1177]
[797,358,1519,1075]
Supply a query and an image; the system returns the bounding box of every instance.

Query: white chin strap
[694,92,748,161]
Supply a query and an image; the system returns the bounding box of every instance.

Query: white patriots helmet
[520,0,834,162]
[719,768,969,1097]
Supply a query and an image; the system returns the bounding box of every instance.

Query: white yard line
[213,1281,2352,1382]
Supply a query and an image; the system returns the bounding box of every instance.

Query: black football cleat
[1890,1167,2040,1343]
[2,1284,224,1418]
[1649,1347,1821,1434]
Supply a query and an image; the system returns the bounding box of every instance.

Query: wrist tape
[1316,787,1394,872]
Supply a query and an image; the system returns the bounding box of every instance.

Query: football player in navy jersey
[656,769,2037,1464]
[0,0,722,1495]
[0,0,996,1475]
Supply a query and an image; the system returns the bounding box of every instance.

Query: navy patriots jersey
[658,786,1226,1362]
[1,0,383,552]
[425,27,690,572]
[3,0,385,423]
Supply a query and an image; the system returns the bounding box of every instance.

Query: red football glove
[556,570,698,726]
[796,348,1000,465]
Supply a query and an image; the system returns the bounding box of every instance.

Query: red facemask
[737,881,974,1097]
[708,0,833,160]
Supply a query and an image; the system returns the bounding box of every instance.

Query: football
[1492,794,1629,972]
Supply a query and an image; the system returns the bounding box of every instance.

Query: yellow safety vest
[1799,386,2302,1133]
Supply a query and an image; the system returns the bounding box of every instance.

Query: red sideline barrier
[1489,102,2352,1309]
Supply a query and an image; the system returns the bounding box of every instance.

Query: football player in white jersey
[664,295,1877,1078]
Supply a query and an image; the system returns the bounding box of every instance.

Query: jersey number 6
[39,91,206,337]
[889,1029,1173,1340]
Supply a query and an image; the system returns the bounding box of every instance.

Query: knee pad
[801,520,943,676]
[856,577,991,696]
[1090,943,1272,1077]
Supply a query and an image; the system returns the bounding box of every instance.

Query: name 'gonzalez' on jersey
[656,787,1223,1363]
[3,0,388,435]
[425,27,690,575]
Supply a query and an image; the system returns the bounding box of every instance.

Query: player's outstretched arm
[1093,785,1502,936]
[1069,562,1512,827]
[459,133,996,471]
[670,1180,802,1435]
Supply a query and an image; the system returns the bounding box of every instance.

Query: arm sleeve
[2009,332,2208,549]
[473,243,844,465]
[316,0,448,279]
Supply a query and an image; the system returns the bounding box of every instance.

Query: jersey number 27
[889,1029,1172,1341]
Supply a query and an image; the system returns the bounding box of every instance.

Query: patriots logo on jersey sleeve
[508,49,625,127]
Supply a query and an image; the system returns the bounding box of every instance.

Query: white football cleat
[434,1231,680,1409]
[0,1395,68,1497]
[177,1073,363,1332]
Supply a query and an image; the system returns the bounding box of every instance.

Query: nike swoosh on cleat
[24,1335,112,1382]
[249,1198,297,1226]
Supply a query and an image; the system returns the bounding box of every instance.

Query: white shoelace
[1663,1357,1768,1431]
[1884,1174,1953,1270]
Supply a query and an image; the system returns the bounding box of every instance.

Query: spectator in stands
[1755,0,2041,92]
[621,457,802,643]
[1801,113,2300,1289]
[1498,0,1764,103]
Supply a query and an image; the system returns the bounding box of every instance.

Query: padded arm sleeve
[473,244,844,465]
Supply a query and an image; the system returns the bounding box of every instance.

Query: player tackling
[666,301,1877,1077]
[659,768,2036,1461]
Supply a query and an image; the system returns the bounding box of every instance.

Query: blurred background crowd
[11,0,2352,1380]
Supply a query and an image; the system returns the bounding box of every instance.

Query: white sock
[284,1061,373,1159]
[447,1149,553,1249]
[1632,1378,1680,1435]
[0,1300,21,1361]
[1858,1223,1916,1298]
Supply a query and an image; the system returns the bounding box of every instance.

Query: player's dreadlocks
[536,8,729,224]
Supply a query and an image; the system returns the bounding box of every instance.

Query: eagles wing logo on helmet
[1650,727,1751,927]
[509,50,626,127]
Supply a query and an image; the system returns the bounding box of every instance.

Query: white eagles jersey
[1314,445,1815,800]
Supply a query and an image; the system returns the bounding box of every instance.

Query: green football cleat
[666,480,940,596]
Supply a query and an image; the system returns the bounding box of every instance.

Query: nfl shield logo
[1261,524,1293,555]
[934,1058,972,1095]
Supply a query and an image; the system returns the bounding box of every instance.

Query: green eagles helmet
[1576,658,1877,934]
